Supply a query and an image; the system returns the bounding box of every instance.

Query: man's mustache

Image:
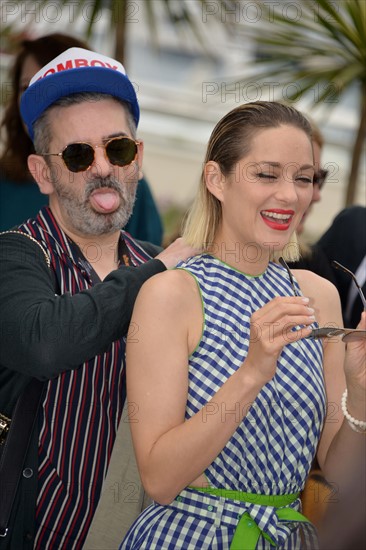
[85,177,123,197]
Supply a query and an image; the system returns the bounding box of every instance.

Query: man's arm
[0,232,166,379]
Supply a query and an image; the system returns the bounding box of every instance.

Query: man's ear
[28,154,56,195]
[204,161,225,202]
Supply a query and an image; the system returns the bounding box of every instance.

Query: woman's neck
[207,235,271,276]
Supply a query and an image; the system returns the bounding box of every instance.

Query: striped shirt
[18,207,155,549]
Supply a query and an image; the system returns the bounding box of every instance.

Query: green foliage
[241,0,366,102]
[240,0,366,204]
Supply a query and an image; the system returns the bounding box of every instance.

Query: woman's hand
[344,311,366,418]
[244,295,315,385]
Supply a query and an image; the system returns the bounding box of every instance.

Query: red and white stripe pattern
[19,207,153,549]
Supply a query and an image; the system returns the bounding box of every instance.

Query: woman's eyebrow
[257,161,281,167]
[258,162,314,170]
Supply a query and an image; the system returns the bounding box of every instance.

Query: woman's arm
[294,270,365,487]
[127,269,316,504]
[321,307,366,486]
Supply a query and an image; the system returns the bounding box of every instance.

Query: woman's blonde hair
[182,101,313,262]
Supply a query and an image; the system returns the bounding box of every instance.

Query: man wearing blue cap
[0,48,196,549]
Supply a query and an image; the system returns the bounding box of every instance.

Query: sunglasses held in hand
[41,136,140,172]
[279,257,366,343]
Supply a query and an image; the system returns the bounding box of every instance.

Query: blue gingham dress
[121,255,326,549]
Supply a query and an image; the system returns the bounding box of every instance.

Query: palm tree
[236,0,366,205]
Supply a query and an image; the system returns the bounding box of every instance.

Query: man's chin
[93,209,132,232]
[73,213,124,236]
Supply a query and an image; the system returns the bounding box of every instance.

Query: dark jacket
[0,230,164,549]
[317,206,366,328]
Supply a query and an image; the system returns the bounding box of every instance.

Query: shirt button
[176,496,182,502]
[207,505,214,511]
[22,468,33,478]
[247,521,254,527]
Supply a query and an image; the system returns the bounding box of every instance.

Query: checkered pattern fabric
[120,256,325,549]
[121,488,319,549]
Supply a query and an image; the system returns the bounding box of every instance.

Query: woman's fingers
[244,296,316,384]
[249,318,313,349]
[250,296,315,342]
[251,296,312,319]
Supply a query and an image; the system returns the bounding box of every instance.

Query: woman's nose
[275,181,299,204]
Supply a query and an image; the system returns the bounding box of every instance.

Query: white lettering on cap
[29,47,126,85]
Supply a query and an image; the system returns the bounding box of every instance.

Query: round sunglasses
[41,136,140,173]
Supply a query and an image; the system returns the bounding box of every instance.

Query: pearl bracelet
[341,389,366,433]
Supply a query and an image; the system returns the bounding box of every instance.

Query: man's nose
[89,146,113,178]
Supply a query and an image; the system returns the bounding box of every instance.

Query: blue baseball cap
[20,47,140,141]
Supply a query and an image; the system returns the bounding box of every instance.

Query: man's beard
[51,169,138,236]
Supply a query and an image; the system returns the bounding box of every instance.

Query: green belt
[190,486,309,550]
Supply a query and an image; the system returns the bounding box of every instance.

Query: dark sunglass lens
[107,138,137,167]
[63,143,94,172]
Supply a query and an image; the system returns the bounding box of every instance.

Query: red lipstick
[260,209,294,231]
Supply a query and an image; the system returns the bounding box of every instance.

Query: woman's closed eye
[255,171,313,184]
[256,172,277,181]
[296,175,313,184]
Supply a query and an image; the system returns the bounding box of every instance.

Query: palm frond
[242,0,365,204]
[346,0,366,41]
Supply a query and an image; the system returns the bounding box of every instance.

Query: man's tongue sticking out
[90,189,120,213]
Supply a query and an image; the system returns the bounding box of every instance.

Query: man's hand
[156,238,199,269]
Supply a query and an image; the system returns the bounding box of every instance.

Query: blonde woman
[121,102,365,549]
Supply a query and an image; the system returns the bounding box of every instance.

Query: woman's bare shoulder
[131,267,203,354]
[141,267,199,294]
[135,267,201,315]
